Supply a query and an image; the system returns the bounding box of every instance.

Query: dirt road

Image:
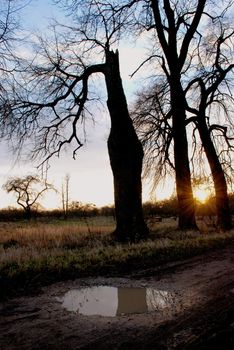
[1,243,234,349]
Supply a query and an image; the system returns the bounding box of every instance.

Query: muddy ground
[1,243,234,349]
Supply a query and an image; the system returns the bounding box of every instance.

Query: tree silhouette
[132,1,233,230]
[1,4,148,241]
[2,0,233,232]
[61,173,70,219]
[3,175,55,220]
[56,0,205,229]
[185,25,233,230]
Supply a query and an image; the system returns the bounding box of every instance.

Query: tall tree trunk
[150,0,198,230]
[104,50,149,242]
[171,80,197,230]
[197,118,232,230]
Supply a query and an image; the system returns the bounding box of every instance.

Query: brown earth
[0,243,234,350]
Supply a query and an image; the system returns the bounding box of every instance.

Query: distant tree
[99,204,115,218]
[69,200,81,210]
[3,175,55,220]
[65,174,70,215]
[61,182,65,217]
[61,173,70,219]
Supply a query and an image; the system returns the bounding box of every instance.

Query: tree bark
[150,0,198,230]
[197,118,232,230]
[171,79,197,230]
[104,50,149,242]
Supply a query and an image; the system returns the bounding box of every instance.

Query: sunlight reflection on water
[57,286,175,317]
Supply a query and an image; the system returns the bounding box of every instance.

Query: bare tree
[1,4,148,241]
[3,175,55,219]
[132,1,234,230]
[61,182,65,216]
[58,0,205,229]
[4,0,233,233]
[61,173,70,219]
[132,80,174,189]
[185,24,234,230]
[148,0,233,230]
[65,173,70,215]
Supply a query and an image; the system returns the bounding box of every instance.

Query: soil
[1,243,234,350]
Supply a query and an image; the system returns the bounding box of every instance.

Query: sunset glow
[194,186,211,203]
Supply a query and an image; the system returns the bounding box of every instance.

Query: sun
[194,186,210,203]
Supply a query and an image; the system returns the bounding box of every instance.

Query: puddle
[57,286,175,317]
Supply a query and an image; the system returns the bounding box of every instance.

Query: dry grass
[0,216,233,299]
[0,217,114,245]
[0,217,115,270]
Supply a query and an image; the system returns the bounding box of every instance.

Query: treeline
[144,195,234,218]
[0,194,233,222]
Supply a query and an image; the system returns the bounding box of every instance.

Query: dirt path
[1,243,234,349]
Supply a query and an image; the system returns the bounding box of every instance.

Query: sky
[0,0,175,210]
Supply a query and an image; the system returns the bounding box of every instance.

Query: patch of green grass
[0,218,233,300]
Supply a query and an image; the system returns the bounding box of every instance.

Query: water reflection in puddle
[57,286,175,317]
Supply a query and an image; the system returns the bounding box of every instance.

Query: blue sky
[22,0,61,28]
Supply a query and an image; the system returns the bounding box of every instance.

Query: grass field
[0,216,234,299]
